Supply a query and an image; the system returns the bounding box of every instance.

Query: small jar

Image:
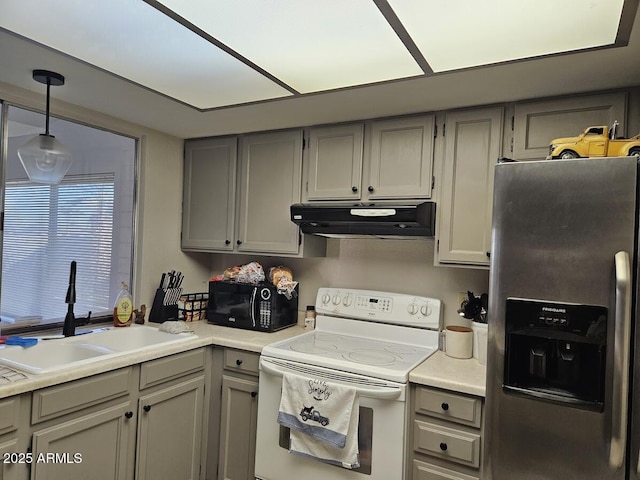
[304,305,316,330]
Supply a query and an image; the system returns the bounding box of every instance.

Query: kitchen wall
[211,239,489,328]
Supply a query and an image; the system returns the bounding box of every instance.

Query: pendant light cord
[45,77,51,136]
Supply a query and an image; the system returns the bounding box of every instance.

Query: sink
[79,325,194,351]
[0,341,114,375]
[0,325,194,375]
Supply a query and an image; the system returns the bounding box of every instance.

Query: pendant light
[17,70,72,185]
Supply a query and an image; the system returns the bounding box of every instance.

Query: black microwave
[207,281,298,332]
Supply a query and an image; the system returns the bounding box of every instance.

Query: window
[1,105,136,327]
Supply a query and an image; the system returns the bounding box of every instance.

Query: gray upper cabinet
[367,116,435,200]
[237,130,303,255]
[513,92,627,160]
[182,137,237,251]
[183,131,325,257]
[304,115,435,203]
[436,107,503,267]
[305,123,364,201]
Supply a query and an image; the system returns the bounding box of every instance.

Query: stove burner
[345,349,398,366]
[289,341,338,355]
[385,345,418,355]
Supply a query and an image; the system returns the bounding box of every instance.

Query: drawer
[412,458,478,480]
[415,386,482,428]
[0,396,21,435]
[140,348,205,389]
[223,348,259,376]
[414,419,481,468]
[32,368,132,424]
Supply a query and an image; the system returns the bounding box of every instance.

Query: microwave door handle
[611,251,631,468]
[250,288,257,328]
[260,359,401,400]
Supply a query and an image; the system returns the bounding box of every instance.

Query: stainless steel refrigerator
[484,156,640,479]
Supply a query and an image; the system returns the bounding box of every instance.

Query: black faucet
[62,261,77,337]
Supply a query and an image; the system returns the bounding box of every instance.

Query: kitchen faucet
[62,261,76,337]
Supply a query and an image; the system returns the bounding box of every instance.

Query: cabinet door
[182,137,237,251]
[136,377,204,480]
[237,130,302,254]
[437,108,503,266]
[306,124,364,201]
[0,439,23,480]
[513,92,626,160]
[368,116,435,200]
[218,375,259,480]
[31,403,134,480]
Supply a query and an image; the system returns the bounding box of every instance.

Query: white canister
[471,322,488,365]
[444,325,473,359]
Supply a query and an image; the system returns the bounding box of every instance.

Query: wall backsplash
[210,237,489,328]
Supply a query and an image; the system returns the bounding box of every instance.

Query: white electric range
[255,287,442,480]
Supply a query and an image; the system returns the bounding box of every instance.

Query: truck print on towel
[300,406,330,427]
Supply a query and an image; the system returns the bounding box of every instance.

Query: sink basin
[0,325,194,375]
[79,325,194,351]
[0,341,114,375]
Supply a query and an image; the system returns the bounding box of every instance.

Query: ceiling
[0,0,639,139]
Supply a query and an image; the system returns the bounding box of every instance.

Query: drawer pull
[124,411,133,419]
[439,442,448,451]
[143,405,151,413]
[251,391,258,398]
[441,402,449,411]
[236,359,243,366]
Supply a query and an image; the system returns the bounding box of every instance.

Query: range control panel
[315,287,441,329]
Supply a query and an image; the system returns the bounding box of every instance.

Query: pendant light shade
[17,70,72,185]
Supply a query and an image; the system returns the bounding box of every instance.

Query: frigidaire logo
[541,306,566,313]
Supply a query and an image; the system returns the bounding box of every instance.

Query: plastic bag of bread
[269,266,298,299]
[223,262,265,285]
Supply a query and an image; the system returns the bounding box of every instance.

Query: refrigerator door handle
[611,251,632,468]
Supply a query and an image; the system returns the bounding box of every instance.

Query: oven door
[255,356,408,480]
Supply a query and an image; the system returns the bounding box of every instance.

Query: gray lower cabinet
[409,385,484,480]
[217,349,259,480]
[8,347,209,480]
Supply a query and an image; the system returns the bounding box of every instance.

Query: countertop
[0,321,305,399]
[0,322,487,400]
[409,350,487,397]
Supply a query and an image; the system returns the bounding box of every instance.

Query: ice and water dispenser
[503,298,607,411]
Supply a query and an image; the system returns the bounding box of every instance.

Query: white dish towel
[277,372,360,469]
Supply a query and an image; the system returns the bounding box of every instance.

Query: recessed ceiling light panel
[0,0,292,109]
[387,0,626,72]
[156,0,424,93]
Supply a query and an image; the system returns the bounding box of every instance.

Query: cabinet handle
[225,240,231,245]
[352,186,358,193]
[251,391,258,398]
[124,411,133,419]
[143,405,151,413]
[236,359,243,366]
[441,402,449,411]
[439,442,448,451]
[486,251,491,258]
[368,186,374,192]
[237,240,243,245]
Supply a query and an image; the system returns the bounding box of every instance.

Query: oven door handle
[260,359,402,400]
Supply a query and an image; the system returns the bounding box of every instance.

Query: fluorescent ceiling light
[0,0,291,109]
[388,0,625,72]
[156,0,424,93]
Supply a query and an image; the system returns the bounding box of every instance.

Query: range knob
[321,293,331,305]
[343,294,353,307]
[420,303,432,316]
[332,294,341,305]
[407,302,419,315]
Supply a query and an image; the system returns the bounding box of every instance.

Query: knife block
[148,288,179,323]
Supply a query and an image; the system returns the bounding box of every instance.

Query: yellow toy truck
[547,121,640,160]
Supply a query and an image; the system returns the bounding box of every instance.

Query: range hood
[290,202,436,238]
